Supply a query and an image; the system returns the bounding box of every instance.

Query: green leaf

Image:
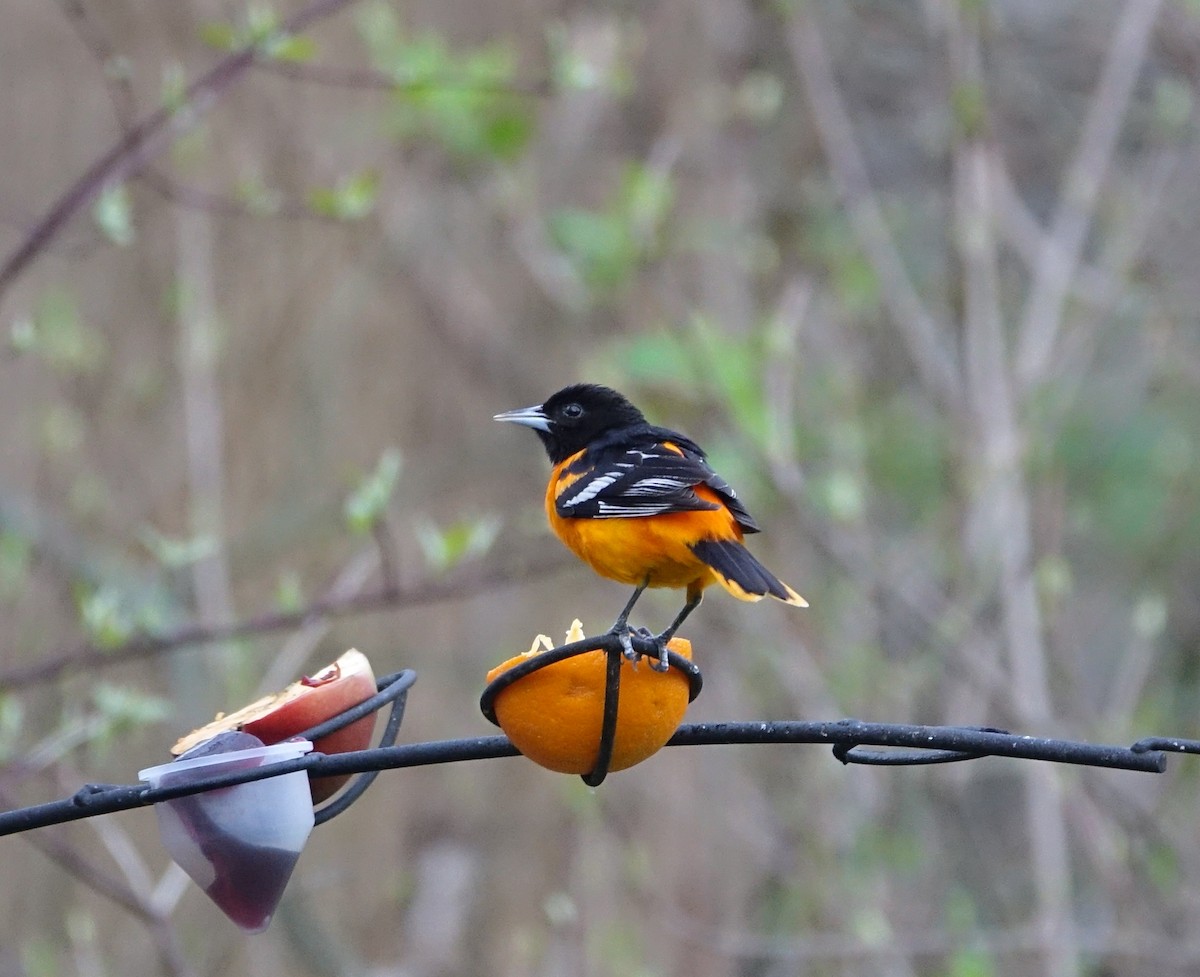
[275,570,304,613]
[547,208,635,289]
[734,71,784,122]
[91,684,171,728]
[415,514,500,572]
[308,169,380,220]
[78,586,136,650]
[198,21,239,51]
[137,526,219,568]
[620,163,674,236]
[244,2,281,44]
[482,110,534,160]
[1132,592,1168,640]
[360,5,534,163]
[344,448,403,533]
[950,80,987,138]
[0,532,32,602]
[617,331,695,390]
[546,163,675,295]
[161,62,188,112]
[356,0,402,65]
[336,169,380,218]
[819,468,866,523]
[92,184,135,246]
[545,20,633,95]
[234,173,283,216]
[0,695,23,764]
[307,188,338,218]
[948,948,995,977]
[7,317,35,355]
[32,288,107,375]
[265,33,318,63]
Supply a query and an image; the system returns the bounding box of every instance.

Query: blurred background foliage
[1,1,1200,975]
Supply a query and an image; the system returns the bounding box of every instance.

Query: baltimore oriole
[495,384,806,667]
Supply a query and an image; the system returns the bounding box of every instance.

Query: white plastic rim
[138,740,313,784]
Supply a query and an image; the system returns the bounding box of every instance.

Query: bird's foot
[647,632,672,672]
[623,626,674,671]
[615,625,637,662]
[608,623,668,667]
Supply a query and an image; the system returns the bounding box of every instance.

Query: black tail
[690,539,807,606]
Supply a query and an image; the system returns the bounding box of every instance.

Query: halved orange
[486,620,693,775]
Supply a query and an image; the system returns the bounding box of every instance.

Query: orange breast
[545,455,742,591]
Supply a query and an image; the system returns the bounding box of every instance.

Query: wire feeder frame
[2,637,1199,837]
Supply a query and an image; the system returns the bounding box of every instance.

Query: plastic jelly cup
[139,740,315,933]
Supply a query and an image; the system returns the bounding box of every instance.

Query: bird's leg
[608,578,650,661]
[651,591,703,671]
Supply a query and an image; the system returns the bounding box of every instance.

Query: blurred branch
[990,157,1125,309]
[1013,0,1163,389]
[787,12,963,410]
[257,548,381,695]
[667,910,1200,970]
[57,0,137,127]
[174,205,238,713]
[947,10,1076,977]
[371,516,402,597]
[0,786,195,977]
[256,58,553,96]
[137,168,331,222]
[0,550,571,691]
[995,143,1183,398]
[0,0,361,312]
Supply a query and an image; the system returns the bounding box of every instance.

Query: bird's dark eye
[561,403,584,419]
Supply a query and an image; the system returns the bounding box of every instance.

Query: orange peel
[484,620,694,775]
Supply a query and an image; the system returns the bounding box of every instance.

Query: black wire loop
[477,631,704,787]
[304,669,417,825]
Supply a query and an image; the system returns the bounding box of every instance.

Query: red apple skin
[171,649,377,803]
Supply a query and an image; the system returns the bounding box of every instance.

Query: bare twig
[761,277,813,496]
[137,168,330,222]
[255,58,553,96]
[0,0,362,311]
[57,0,137,128]
[0,786,196,977]
[787,12,963,410]
[989,156,1123,308]
[946,10,1077,977]
[0,551,572,691]
[174,206,238,710]
[256,547,380,695]
[1013,0,1163,389]
[371,516,402,597]
[666,909,1200,970]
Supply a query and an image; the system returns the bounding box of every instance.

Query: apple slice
[172,649,377,802]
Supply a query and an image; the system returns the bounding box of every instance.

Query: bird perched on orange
[495,384,806,667]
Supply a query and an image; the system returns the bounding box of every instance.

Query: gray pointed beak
[493,404,552,432]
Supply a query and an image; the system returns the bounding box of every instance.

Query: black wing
[555,436,761,533]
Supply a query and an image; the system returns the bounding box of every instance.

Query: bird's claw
[609,624,673,670]
[617,627,637,662]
